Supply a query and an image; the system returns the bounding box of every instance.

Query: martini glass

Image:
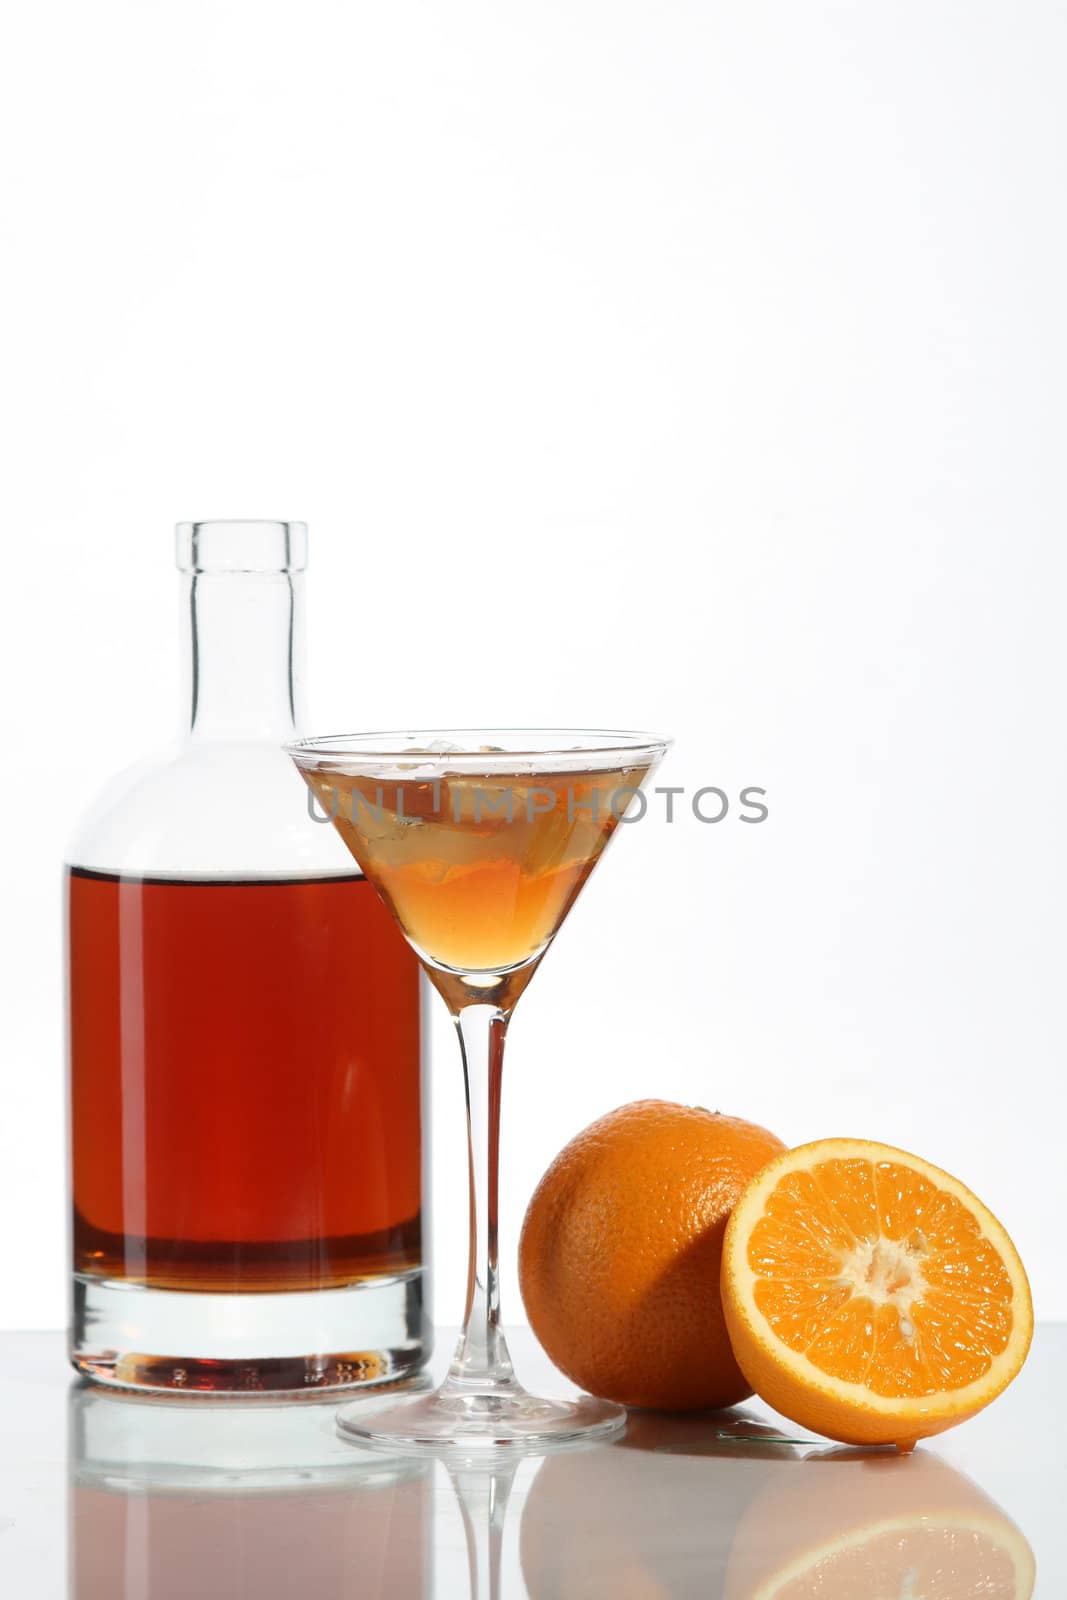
[289,729,669,1451]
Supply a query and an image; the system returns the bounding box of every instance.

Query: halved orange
[721,1139,1033,1448]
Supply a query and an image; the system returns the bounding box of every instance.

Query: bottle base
[71,1270,431,1396]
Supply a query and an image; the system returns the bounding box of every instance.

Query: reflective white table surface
[0,1325,1061,1596]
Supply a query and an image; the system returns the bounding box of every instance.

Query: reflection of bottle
[69,1386,434,1598]
[67,521,430,1392]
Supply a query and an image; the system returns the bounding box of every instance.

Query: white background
[1,1,1064,1331]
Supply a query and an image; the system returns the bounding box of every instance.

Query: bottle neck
[182,572,307,741]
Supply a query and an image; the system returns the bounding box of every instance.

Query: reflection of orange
[722,1140,1033,1446]
[723,1450,1035,1600]
[520,1429,778,1599]
[519,1101,785,1410]
[521,1429,1034,1600]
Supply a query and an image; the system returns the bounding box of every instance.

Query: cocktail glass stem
[442,1002,518,1398]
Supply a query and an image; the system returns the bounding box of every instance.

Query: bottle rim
[175,520,308,574]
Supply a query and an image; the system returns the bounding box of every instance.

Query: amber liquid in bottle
[69,869,422,1296]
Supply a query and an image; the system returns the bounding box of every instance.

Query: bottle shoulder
[67,740,356,878]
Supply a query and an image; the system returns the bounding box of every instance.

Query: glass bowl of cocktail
[289,729,670,1450]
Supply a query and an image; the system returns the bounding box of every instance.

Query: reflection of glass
[520,1416,1036,1599]
[291,731,668,1449]
[446,1457,521,1600]
[69,1385,434,1597]
[68,522,428,1393]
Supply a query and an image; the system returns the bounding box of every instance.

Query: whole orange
[518,1099,785,1411]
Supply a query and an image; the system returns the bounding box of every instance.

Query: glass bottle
[66,521,430,1393]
